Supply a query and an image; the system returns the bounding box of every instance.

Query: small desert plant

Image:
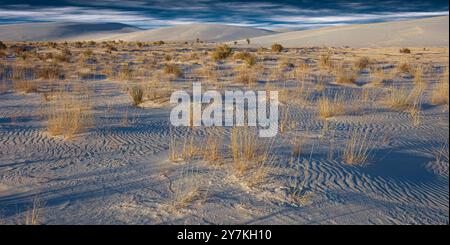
[431,71,449,105]
[234,65,257,84]
[129,86,144,106]
[170,166,210,208]
[413,66,424,84]
[55,48,71,63]
[342,129,374,165]
[370,67,388,86]
[47,91,93,138]
[399,48,411,54]
[16,196,44,225]
[0,41,7,50]
[153,40,165,45]
[384,85,412,110]
[164,63,183,78]
[354,56,370,71]
[233,52,256,66]
[37,65,63,80]
[397,62,412,74]
[211,44,232,61]
[118,63,133,80]
[230,127,263,175]
[318,93,345,119]
[319,52,332,69]
[202,133,223,164]
[336,68,357,84]
[271,43,283,52]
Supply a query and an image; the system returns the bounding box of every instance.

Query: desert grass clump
[336,68,357,84]
[202,133,223,164]
[354,56,370,71]
[211,44,232,61]
[318,52,332,70]
[16,196,44,225]
[342,129,374,165]
[383,85,412,110]
[233,51,256,66]
[230,127,264,175]
[37,64,63,80]
[129,86,144,106]
[0,41,7,50]
[431,71,449,105]
[234,65,257,84]
[271,43,283,53]
[413,66,424,84]
[163,63,183,78]
[117,63,133,81]
[47,91,93,138]
[399,48,411,54]
[397,62,412,74]
[318,93,345,119]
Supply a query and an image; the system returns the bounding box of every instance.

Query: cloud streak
[0,0,448,29]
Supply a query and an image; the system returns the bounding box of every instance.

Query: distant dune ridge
[243,16,449,47]
[96,23,276,42]
[0,16,448,47]
[0,22,141,41]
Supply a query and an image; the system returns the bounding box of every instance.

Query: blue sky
[0,0,448,29]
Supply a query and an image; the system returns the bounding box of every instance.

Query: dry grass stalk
[318,93,345,119]
[431,69,449,105]
[342,129,374,165]
[47,88,93,138]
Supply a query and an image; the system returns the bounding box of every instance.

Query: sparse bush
[354,56,370,71]
[271,43,283,52]
[211,44,232,61]
[129,86,144,106]
[164,63,183,78]
[55,48,71,63]
[400,48,411,54]
[319,52,332,69]
[397,62,412,74]
[431,71,449,105]
[336,69,356,84]
[153,40,165,45]
[0,41,7,50]
[47,92,93,138]
[37,65,63,80]
[233,52,256,66]
[118,63,133,80]
[234,65,257,84]
[342,129,374,165]
[318,94,345,119]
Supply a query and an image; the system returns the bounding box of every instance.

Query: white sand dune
[239,16,449,47]
[0,22,141,41]
[96,24,275,42]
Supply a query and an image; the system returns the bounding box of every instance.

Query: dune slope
[0,22,141,41]
[100,24,275,42]
[241,16,449,47]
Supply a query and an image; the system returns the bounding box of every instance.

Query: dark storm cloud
[0,0,448,29]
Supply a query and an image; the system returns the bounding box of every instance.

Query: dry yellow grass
[318,93,345,119]
[47,88,93,138]
[342,129,374,165]
[234,64,257,84]
[431,70,449,105]
[230,127,261,175]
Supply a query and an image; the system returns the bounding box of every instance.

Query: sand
[0,44,448,224]
[239,16,449,47]
[1,16,447,47]
[0,22,141,41]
